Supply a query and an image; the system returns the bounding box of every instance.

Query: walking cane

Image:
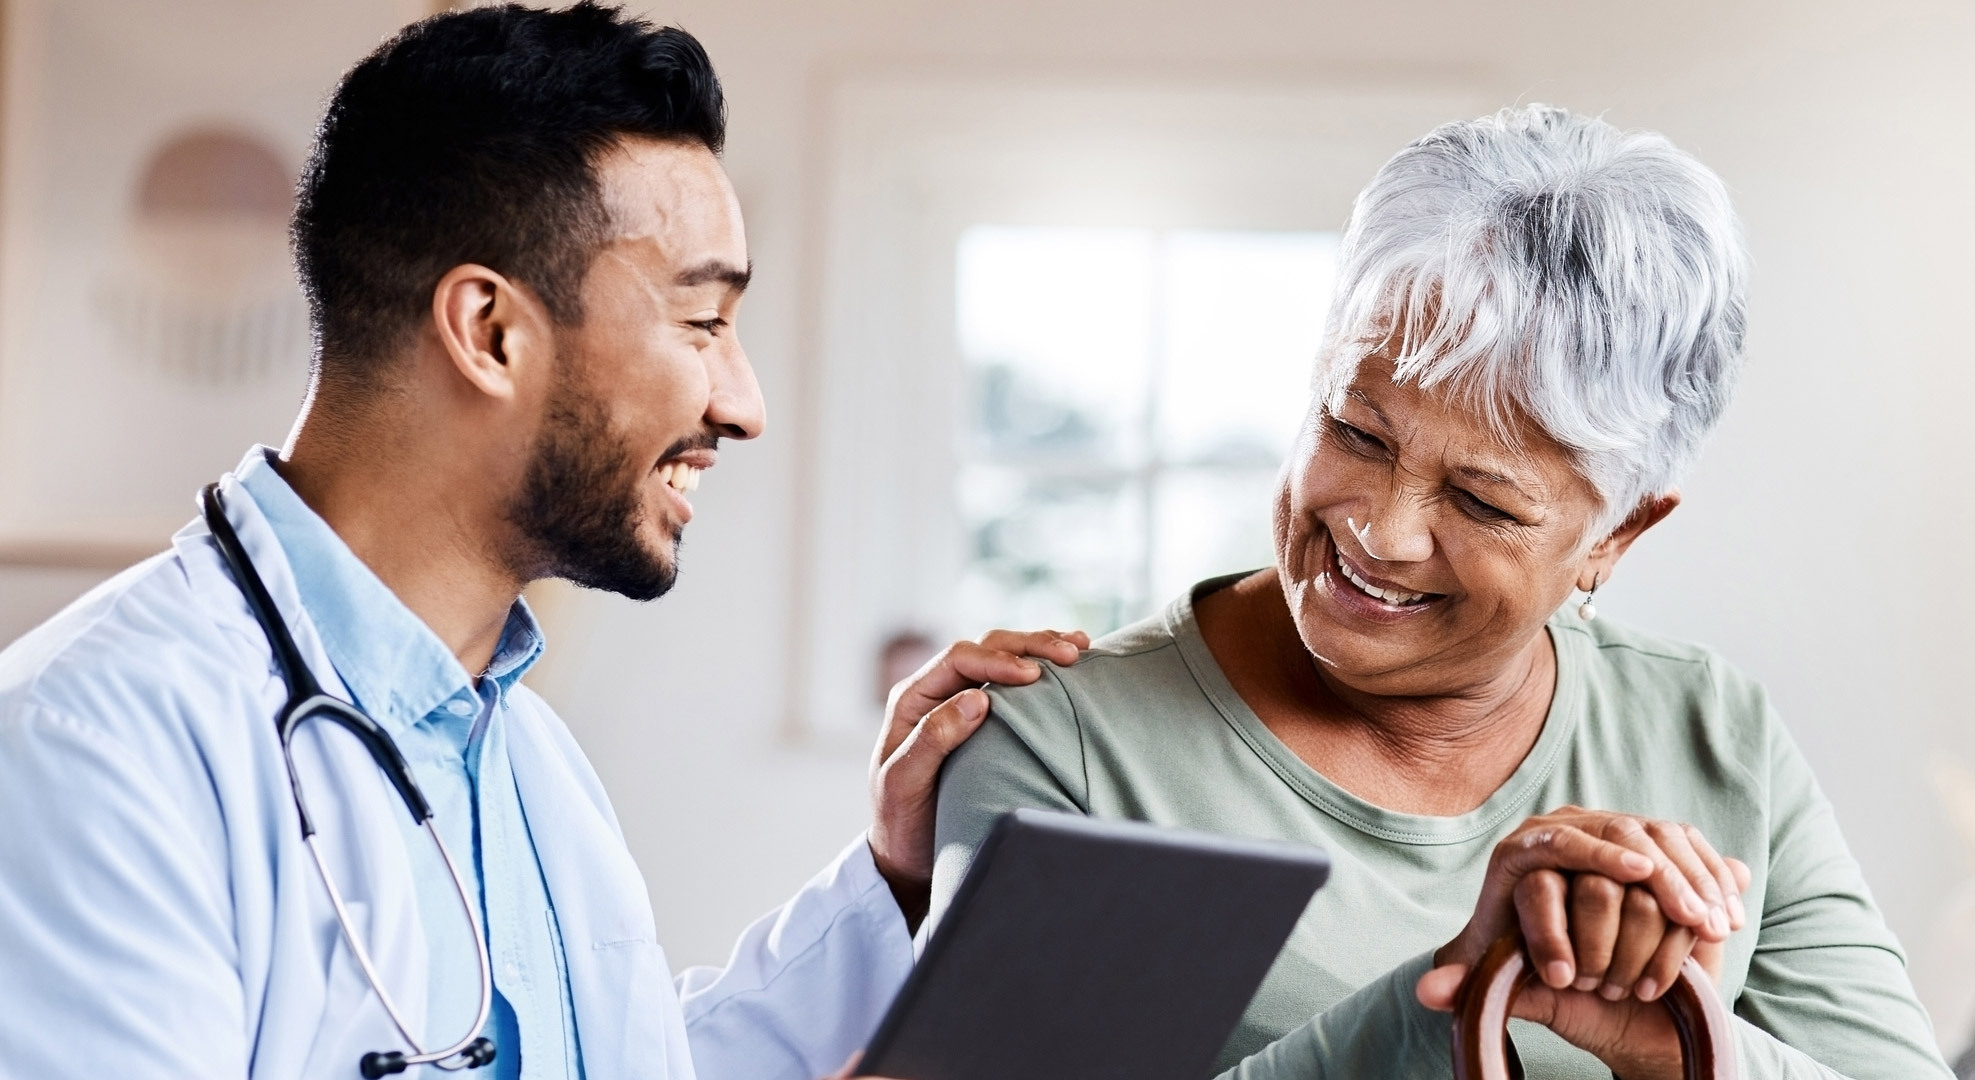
[1451,934,1737,1080]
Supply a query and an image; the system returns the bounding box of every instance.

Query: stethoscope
[201,483,498,1079]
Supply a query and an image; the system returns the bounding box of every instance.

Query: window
[953,226,1341,636]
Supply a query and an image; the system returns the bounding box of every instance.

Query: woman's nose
[1354,497,1434,564]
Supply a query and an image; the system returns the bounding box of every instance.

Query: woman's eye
[1328,417,1386,456]
[688,317,727,335]
[1454,489,1514,523]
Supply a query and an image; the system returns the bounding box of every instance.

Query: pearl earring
[1577,573,1602,622]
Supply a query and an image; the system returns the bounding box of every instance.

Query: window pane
[952,225,1338,637]
[953,462,1145,635]
[956,226,1155,465]
[1151,467,1283,602]
[1157,230,1339,465]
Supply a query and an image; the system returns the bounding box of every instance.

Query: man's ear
[1578,489,1681,592]
[430,263,552,401]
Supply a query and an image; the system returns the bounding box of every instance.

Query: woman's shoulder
[1553,612,1780,760]
[986,610,1185,708]
[982,610,1209,741]
[1557,613,1762,693]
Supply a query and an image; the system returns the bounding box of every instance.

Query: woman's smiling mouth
[1321,537,1445,620]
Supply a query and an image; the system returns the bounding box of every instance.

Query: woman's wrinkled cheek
[1273,466,1330,592]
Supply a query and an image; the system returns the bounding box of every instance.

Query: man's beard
[508,376,680,602]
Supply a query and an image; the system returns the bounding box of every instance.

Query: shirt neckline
[1166,571,1582,846]
[231,445,544,736]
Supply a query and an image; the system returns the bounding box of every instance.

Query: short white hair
[1317,104,1749,535]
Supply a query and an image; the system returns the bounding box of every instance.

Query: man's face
[508,137,763,600]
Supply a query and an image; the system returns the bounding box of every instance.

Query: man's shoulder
[0,541,266,741]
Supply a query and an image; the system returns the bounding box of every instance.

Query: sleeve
[926,675,1089,939]
[1216,951,1453,1080]
[0,705,245,1078]
[677,834,916,1080]
[1723,711,1954,1079]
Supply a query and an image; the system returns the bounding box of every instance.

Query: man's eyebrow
[675,259,752,291]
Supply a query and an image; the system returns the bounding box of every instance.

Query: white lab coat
[0,469,913,1080]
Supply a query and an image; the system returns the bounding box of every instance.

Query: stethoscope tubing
[200,482,496,1074]
[304,821,495,1070]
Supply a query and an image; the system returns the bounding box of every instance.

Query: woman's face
[1275,354,1612,696]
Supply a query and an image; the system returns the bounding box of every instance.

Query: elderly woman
[927,106,1951,1079]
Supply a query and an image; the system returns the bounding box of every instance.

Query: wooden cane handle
[1451,935,1738,1080]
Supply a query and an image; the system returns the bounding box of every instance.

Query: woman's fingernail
[1599,983,1627,1002]
[1573,975,1600,992]
[1708,905,1729,937]
[1545,961,1573,988]
[1635,977,1660,1002]
[1620,852,1654,875]
[1728,894,1747,925]
[957,690,987,719]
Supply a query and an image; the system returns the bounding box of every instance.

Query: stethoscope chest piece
[363,1036,497,1078]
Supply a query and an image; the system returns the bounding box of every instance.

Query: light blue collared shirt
[240,455,579,1080]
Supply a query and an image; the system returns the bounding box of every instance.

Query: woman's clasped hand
[1417,807,1753,1079]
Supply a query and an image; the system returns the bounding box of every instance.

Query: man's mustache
[657,430,722,462]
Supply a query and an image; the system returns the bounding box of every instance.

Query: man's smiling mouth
[656,462,701,492]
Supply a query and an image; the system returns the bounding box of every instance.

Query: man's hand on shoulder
[866,628,1089,930]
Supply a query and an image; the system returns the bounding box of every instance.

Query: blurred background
[1,0,1972,1058]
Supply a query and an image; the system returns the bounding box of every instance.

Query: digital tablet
[860,809,1330,1080]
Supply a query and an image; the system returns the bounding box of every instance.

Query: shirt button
[446,699,473,716]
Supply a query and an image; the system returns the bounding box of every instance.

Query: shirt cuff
[840,831,913,941]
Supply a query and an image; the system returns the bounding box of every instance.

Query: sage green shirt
[929,577,1950,1079]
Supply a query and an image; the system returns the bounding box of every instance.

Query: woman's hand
[1420,865,1751,1079]
[1430,807,1746,984]
[1417,808,1751,1080]
[866,628,1089,929]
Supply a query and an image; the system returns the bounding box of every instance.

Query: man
[0,6,1083,1078]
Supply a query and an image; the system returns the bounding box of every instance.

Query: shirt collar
[233,446,545,733]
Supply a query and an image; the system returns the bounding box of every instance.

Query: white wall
[3,0,1971,1050]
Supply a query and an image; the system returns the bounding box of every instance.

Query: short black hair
[293,2,725,378]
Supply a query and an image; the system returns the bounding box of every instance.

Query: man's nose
[706,340,765,440]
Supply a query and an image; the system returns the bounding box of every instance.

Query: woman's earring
[1577,573,1602,622]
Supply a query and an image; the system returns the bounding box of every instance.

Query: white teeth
[1338,559,1427,605]
[661,464,700,493]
